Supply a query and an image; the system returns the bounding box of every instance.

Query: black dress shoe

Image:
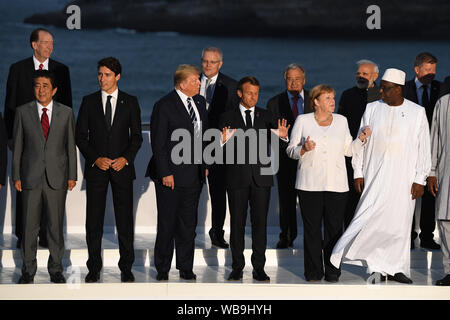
[324,274,339,283]
[156,272,168,281]
[209,229,229,249]
[121,271,135,283]
[387,273,413,284]
[179,270,196,280]
[420,239,441,250]
[18,273,34,284]
[227,269,243,281]
[252,269,270,282]
[50,272,66,284]
[276,239,289,249]
[85,271,100,283]
[435,274,450,286]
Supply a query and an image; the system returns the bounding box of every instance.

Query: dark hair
[32,70,56,88]
[29,28,53,49]
[237,76,260,92]
[98,57,122,76]
[414,52,438,67]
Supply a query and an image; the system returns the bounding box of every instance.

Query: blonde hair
[309,84,335,111]
[174,64,200,88]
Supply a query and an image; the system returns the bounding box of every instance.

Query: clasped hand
[95,157,127,171]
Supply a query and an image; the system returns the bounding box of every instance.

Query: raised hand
[222,126,236,144]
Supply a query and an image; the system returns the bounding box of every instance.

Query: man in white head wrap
[330,68,431,284]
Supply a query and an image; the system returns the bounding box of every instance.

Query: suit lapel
[29,102,46,144]
[172,91,194,131]
[47,102,61,142]
[111,91,126,130]
[280,92,294,123]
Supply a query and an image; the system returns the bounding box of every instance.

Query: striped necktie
[187,97,198,125]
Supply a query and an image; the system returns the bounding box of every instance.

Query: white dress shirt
[176,89,201,131]
[286,113,363,192]
[37,100,53,125]
[33,55,49,70]
[101,88,118,125]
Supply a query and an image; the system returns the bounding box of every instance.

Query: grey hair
[201,47,223,61]
[356,59,379,74]
[283,63,305,80]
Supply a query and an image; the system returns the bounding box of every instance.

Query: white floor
[0,231,449,300]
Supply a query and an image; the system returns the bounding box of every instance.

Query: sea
[1,0,450,124]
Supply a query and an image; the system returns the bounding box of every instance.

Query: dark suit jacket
[75,90,143,181]
[219,106,282,189]
[205,72,239,130]
[146,90,208,187]
[403,79,441,126]
[0,113,7,185]
[4,57,72,139]
[266,90,311,188]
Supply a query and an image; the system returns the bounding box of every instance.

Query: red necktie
[39,63,44,70]
[292,95,299,118]
[41,108,49,140]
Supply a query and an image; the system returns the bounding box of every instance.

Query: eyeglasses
[201,59,221,65]
[380,85,397,92]
[286,77,304,83]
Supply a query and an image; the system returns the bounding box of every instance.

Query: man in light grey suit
[12,70,77,284]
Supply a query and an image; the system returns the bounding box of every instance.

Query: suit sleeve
[75,96,99,165]
[4,63,18,139]
[150,100,171,178]
[0,113,7,185]
[67,110,77,181]
[122,96,143,163]
[57,65,73,108]
[12,108,23,182]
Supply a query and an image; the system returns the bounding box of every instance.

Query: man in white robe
[427,93,450,286]
[330,68,431,284]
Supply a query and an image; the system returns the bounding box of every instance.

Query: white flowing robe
[330,99,431,276]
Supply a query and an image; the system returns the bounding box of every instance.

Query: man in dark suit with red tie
[76,57,143,283]
[4,28,72,249]
[403,52,441,250]
[199,47,239,249]
[266,63,312,249]
[146,64,209,281]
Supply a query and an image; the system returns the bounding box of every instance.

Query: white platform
[0,231,449,300]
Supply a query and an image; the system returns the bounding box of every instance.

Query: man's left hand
[111,157,127,172]
[411,183,424,200]
[271,118,290,139]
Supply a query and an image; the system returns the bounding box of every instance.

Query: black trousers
[344,157,360,229]
[277,184,298,243]
[154,182,201,273]
[227,181,271,271]
[85,174,135,273]
[412,188,436,242]
[207,163,227,234]
[298,190,347,280]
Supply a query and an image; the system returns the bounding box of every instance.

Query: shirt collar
[415,77,428,89]
[287,89,304,100]
[202,73,219,84]
[37,100,53,112]
[239,103,255,114]
[101,88,118,100]
[175,88,193,104]
[33,55,49,70]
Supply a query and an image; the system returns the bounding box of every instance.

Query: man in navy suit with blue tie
[267,64,312,249]
[147,64,209,281]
